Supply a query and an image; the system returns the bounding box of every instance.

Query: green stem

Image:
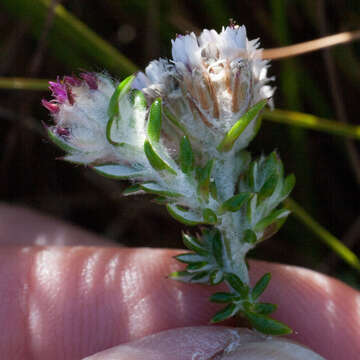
[284,198,360,272]
[0,77,49,91]
[263,109,360,140]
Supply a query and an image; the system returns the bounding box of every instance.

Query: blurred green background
[0,0,359,288]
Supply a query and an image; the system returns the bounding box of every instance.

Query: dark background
[0,0,359,288]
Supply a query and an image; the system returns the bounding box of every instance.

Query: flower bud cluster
[133,25,274,156]
[42,25,294,336]
[43,73,121,164]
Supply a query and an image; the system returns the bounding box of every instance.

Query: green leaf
[106,76,136,146]
[197,160,214,199]
[168,270,192,282]
[251,273,271,300]
[243,229,257,244]
[46,127,75,153]
[93,164,143,179]
[190,271,209,282]
[147,98,162,144]
[263,151,280,179]
[132,90,147,111]
[123,184,142,196]
[217,99,267,152]
[253,303,277,315]
[108,75,135,118]
[166,204,203,226]
[248,161,258,190]
[106,115,123,146]
[144,140,177,175]
[254,208,290,232]
[224,273,248,297]
[175,253,204,264]
[201,228,213,244]
[211,303,238,323]
[210,180,218,200]
[245,312,292,335]
[220,192,252,213]
[259,173,278,199]
[182,233,208,256]
[187,262,209,271]
[210,292,236,303]
[281,174,296,200]
[180,136,194,174]
[246,194,258,223]
[203,208,218,224]
[209,270,224,285]
[140,182,181,197]
[152,196,168,205]
[262,216,288,242]
[211,230,223,267]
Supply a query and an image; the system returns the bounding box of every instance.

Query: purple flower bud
[55,127,70,137]
[49,78,68,104]
[41,99,59,113]
[64,75,82,87]
[42,72,125,165]
[80,72,98,90]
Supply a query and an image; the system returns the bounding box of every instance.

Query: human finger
[0,203,114,246]
[0,245,358,359]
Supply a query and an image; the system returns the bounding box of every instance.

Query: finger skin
[1,246,359,360]
[0,204,113,246]
[0,205,359,359]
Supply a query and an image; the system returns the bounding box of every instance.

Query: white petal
[132,72,150,90]
[171,33,199,67]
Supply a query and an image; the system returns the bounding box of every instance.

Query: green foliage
[179,136,194,174]
[244,312,292,335]
[254,208,290,232]
[203,208,218,225]
[144,140,176,175]
[140,183,181,197]
[251,273,271,300]
[93,164,144,179]
[220,193,252,213]
[217,99,267,152]
[176,228,289,333]
[147,98,162,144]
[210,303,237,323]
[166,204,203,226]
[106,75,135,146]
[196,160,214,200]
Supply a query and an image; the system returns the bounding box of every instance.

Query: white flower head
[134,25,274,154]
[42,73,148,166]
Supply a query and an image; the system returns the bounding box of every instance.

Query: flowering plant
[42,25,295,335]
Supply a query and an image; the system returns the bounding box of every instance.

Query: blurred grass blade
[263,109,360,140]
[0,77,49,90]
[284,198,360,272]
[1,0,138,76]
